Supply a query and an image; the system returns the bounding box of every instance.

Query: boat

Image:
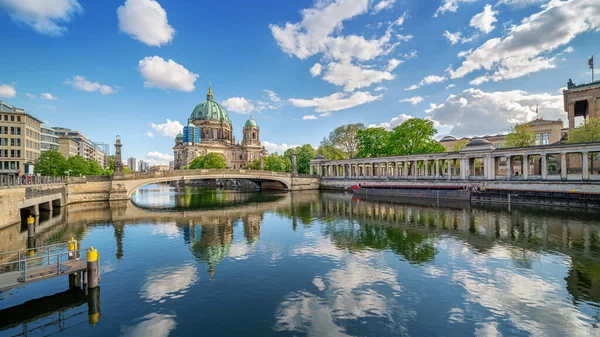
[351,184,471,202]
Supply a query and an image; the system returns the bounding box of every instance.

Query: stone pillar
[403,162,409,178]
[393,162,398,177]
[460,158,468,180]
[541,154,547,180]
[582,152,589,180]
[413,160,418,179]
[447,160,452,180]
[506,156,512,180]
[568,102,575,130]
[292,150,298,176]
[483,155,488,180]
[435,159,440,179]
[522,154,529,180]
[561,153,567,180]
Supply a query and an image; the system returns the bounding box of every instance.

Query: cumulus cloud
[150,119,183,137]
[446,84,456,89]
[498,0,545,7]
[470,4,497,34]
[386,58,402,71]
[64,76,118,95]
[138,56,198,92]
[323,61,394,92]
[262,141,300,154]
[434,0,478,17]
[263,89,281,103]
[373,0,396,13]
[145,151,174,166]
[221,97,255,114]
[369,113,413,130]
[25,93,35,98]
[399,96,424,105]
[302,115,318,120]
[451,0,600,83]
[117,0,175,46]
[41,93,56,100]
[146,131,154,138]
[443,30,477,45]
[405,75,447,91]
[0,84,16,98]
[289,91,382,113]
[425,88,565,137]
[310,63,322,77]
[0,0,82,36]
[374,86,387,92]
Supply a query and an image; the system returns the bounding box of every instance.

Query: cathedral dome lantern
[242,114,260,145]
[190,85,231,124]
[245,116,258,128]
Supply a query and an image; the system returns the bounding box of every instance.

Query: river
[1,184,599,337]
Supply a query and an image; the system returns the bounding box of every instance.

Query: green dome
[190,87,231,123]
[176,133,183,139]
[245,117,257,127]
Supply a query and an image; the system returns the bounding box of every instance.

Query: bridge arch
[124,173,292,197]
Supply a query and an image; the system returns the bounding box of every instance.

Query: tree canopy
[356,118,444,158]
[320,123,364,158]
[505,123,536,148]
[451,139,469,152]
[187,153,227,169]
[316,145,347,160]
[34,150,69,176]
[247,153,291,172]
[567,117,600,143]
[284,144,316,174]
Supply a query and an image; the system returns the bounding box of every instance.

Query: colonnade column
[403,162,409,178]
[447,160,452,180]
[435,159,440,179]
[413,160,418,179]
[561,153,567,180]
[541,154,548,180]
[506,156,511,180]
[582,152,589,180]
[393,162,398,177]
[522,154,529,180]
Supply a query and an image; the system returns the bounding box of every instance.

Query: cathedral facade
[173,86,268,169]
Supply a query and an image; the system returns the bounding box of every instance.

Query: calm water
[1,184,600,337]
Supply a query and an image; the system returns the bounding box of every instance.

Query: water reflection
[1,186,600,336]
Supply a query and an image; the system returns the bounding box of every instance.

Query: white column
[483,155,488,180]
[403,162,409,178]
[393,162,398,177]
[506,156,511,181]
[561,152,567,180]
[522,154,529,180]
[541,154,548,180]
[435,159,440,178]
[447,160,452,180]
[582,152,589,180]
[413,160,418,179]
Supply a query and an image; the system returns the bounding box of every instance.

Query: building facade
[173,86,269,169]
[127,157,137,172]
[52,127,106,168]
[58,136,79,158]
[0,101,41,176]
[138,160,149,172]
[40,125,59,152]
[563,79,600,129]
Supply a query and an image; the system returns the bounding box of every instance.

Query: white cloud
[470,4,497,34]
[310,63,322,77]
[146,131,154,138]
[394,12,408,26]
[302,115,318,120]
[425,88,565,137]
[263,89,281,103]
[0,84,16,98]
[64,75,118,95]
[145,151,174,166]
[399,96,424,105]
[374,86,387,92]
[405,75,447,91]
[457,49,473,58]
[563,46,574,53]
[369,113,413,130]
[289,91,382,113]
[0,0,82,36]
[373,0,396,13]
[150,119,183,137]
[262,141,300,154]
[221,97,255,114]
[25,93,35,98]
[498,0,545,8]
[434,0,478,17]
[138,56,198,92]
[323,61,394,92]
[386,58,402,71]
[117,0,175,47]
[443,30,477,45]
[41,93,56,100]
[446,84,456,89]
[451,0,600,83]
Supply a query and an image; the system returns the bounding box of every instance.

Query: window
[10,150,20,158]
[0,126,7,134]
[0,149,8,157]
[3,115,7,121]
[11,127,20,135]
[16,116,20,122]
[10,115,14,121]
[536,133,550,145]
[0,138,7,146]
[10,138,20,146]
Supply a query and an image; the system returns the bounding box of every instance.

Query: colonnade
[310,141,600,181]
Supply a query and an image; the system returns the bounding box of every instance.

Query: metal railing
[0,175,66,187]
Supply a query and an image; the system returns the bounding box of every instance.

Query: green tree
[567,117,600,143]
[451,139,469,152]
[505,123,536,148]
[356,127,390,158]
[87,159,104,176]
[68,155,90,176]
[316,145,347,160]
[320,123,365,158]
[247,154,291,172]
[188,153,226,169]
[284,144,316,174]
[387,118,445,155]
[34,150,69,176]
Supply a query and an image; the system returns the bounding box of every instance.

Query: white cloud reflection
[140,264,198,303]
[121,313,176,337]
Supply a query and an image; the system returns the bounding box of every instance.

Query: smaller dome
[313,154,326,160]
[440,136,457,141]
[176,133,183,139]
[465,138,491,147]
[260,146,269,156]
[245,117,257,127]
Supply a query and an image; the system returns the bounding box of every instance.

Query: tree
[284,144,316,174]
[567,117,600,143]
[247,154,291,172]
[68,155,90,176]
[505,123,536,148]
[35,150,69,176]
[387,119,445,155]
[316,145,347,160]
[87,159,104,176]
[188,153,226,169]
[356,127,390,158]
[320,123,365,158]
[451,139,469,152]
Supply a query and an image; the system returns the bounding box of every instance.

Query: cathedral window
[252,132,256,140]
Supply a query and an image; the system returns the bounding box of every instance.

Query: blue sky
[0,0,598,165]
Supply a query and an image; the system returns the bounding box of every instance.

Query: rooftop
[565,79,600,91]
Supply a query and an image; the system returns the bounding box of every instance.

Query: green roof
[190,89,231,123]
[176,133,183,138]
[245,117,257,127]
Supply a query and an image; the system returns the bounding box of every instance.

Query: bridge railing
[0,175,66,187]
[115,169,293,180]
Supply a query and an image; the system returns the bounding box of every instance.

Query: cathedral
[173,86,268,169]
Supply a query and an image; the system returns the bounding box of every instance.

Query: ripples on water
[0,183,599,337]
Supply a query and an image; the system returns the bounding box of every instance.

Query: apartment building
[52,127,106,168]
[0,101,41,176]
